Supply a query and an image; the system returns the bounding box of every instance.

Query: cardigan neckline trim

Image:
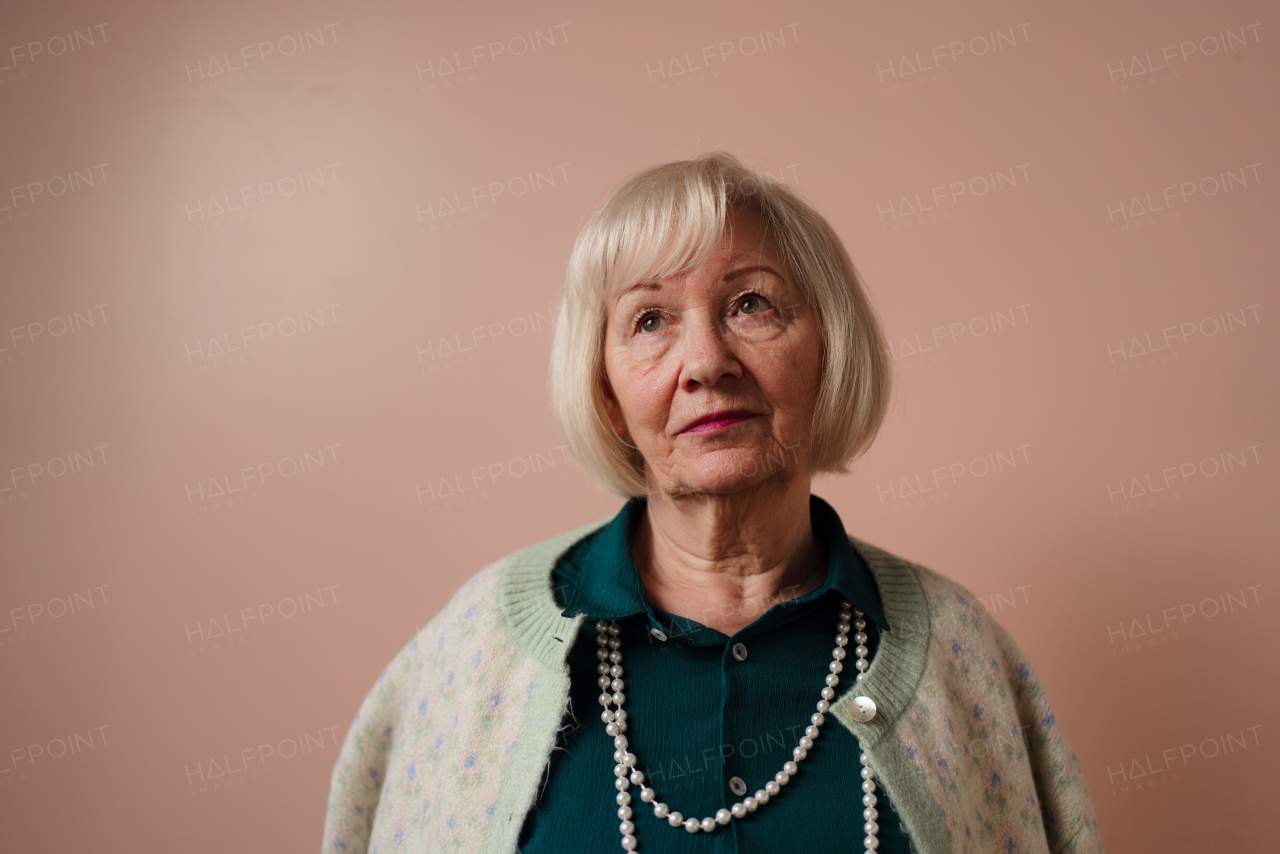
[495,511,933,741]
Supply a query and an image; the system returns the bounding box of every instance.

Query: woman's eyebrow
[613,265,780,306]
[723,264,782,282]
[617,281,662,298]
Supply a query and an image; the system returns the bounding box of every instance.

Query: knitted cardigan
[322,516,1104,853]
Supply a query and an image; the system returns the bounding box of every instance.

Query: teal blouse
[516,494,913,853]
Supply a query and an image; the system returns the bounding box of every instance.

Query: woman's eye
[735,294,772,315]
[637,312,668,333]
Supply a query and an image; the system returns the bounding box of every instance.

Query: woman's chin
[664,449,798,495]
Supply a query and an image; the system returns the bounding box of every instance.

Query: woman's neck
[632,477,826,637]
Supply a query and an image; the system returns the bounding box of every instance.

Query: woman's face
[601,207,825,497]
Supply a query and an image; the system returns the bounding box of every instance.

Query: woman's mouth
[680,411,754,434]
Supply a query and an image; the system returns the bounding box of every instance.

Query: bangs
[598,165,734,301]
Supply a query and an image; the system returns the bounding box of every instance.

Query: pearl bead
[616,791,631,805]
[861,766,874,780]
[683,818,699,833]
[715,808,731,825]
[755,789,770,804]
[865,820,879,835]
[825,673,839,687]
[764,781,780,795]
[621,834,637,851]
[615,778,629,792]
[854,631,867,644]
[629,769,644,785]
[783,761,798,775]
[731,803,746,819]
[863,807,878,821]
[653,802,668,818]
[816,699,830,713]
[863,793,877,807]
[613,735,628,750]
[859,753,871,766]
[793,746,807,761]
[743,796,759,811]
[811,712,825,726]
[700,817,715,832]
[640,787,655,803]
[865,834,880,849]
[619,820,635,835]
[775,770,790,785]
[800,734,815,748]
[667,811,683,827]
[861,779,877,794]
[618,806,632,820]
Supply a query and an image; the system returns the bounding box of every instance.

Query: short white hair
[549,151,892,497]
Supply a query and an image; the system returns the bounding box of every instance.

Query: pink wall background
[1,0,1276,850]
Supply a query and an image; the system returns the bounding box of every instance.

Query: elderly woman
[322,153,1103,854]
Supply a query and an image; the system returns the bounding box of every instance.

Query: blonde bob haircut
[549,151,892,498]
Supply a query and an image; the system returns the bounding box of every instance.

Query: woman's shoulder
[847,534,1023,649]
[410,513,615,641]
[847,534,982,607]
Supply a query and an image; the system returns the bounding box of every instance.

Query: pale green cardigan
[322,517,1103,853]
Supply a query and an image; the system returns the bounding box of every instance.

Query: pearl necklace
[596,598,881,851]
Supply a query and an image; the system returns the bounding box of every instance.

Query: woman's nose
[678,313,742,389]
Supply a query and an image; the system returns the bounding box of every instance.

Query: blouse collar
[557,493,890,633]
